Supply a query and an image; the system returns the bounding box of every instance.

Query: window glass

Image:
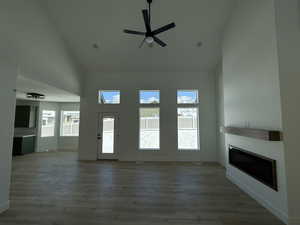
[61,111,80,136]
[140,90,160,104]
[139,108,160,149]
[177,90,198,104]
[99,90,120,104]
[102,117,115,154]
[177,108,199,150]
[41,110,56,137]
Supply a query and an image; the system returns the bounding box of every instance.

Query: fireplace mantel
[221,126,283,141]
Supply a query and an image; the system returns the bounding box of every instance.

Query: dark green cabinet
[13,136,35,156]
[14,105,37,128]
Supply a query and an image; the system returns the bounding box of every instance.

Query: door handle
[97,135,102,140]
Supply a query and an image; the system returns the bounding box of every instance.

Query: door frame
[97,112,120,160]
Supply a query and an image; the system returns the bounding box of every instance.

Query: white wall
[79,72,217,162]
[274,0,300,224]
[58,103,80,150]
[0,0,82,95]
[0,61,17,213]
[222,0,288,223]
[215,65,226,167]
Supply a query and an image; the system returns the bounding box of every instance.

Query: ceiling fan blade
[139,37,146,48]
[142,9,151,32]
[124,29,145,35]
[151,22,176,36]
[153,36,167,47]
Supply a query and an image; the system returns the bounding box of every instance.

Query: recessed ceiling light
[92,43,99,49]
[197,41,203,47]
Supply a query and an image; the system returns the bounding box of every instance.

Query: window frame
[139,90,160,104]
[60,111,80,137]
[41,110,56,138]
[177,107,200,151]
[138,89,161,151]
[139,107,160,150]
[177,89,200,151]
[98,90,121,104]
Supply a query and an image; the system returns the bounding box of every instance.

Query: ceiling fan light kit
[26,92,45,100]
[124,0,176,48]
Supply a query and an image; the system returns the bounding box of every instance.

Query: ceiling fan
[124,0,176,48]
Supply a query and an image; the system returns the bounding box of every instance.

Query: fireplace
[229,145,278,191]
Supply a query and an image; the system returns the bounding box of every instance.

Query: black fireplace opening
[229,145,278,191]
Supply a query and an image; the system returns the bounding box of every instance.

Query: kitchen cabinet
[13,135,35,155]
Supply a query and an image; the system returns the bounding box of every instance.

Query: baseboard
[227,172,289,224]
[0,201,9,214]
[57,148,78,152]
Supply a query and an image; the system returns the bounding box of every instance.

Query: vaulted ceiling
[42,0,236,73]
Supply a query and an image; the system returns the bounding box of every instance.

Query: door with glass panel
[97,113,119,160]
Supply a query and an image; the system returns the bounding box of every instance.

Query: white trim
[0,201,9,214]
[227,172,288,224]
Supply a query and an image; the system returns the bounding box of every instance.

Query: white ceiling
[42,0,236,73]
[16,76,80,102]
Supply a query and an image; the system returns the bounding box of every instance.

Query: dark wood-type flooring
[0,152,284,225]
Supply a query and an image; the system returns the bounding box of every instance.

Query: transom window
[177,90,199,104]
[99,90,120,104]
[140,90,160,104]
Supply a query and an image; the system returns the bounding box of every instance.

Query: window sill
[139,149,160,151]
[178,149,200,151]
[60,136,79,137]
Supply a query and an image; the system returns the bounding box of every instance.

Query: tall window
[41,110,56,137]
[99,90,120,104]
[177,90,200,150]
[60,111,80,136]
[139,90,160,150]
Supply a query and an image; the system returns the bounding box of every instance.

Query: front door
[97,112,119,160]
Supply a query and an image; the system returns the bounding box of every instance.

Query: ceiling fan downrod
[123,0,176,48]
[147,0,152,25]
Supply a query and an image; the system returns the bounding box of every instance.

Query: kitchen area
[13,101,39,156]
[12,97,80,156]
